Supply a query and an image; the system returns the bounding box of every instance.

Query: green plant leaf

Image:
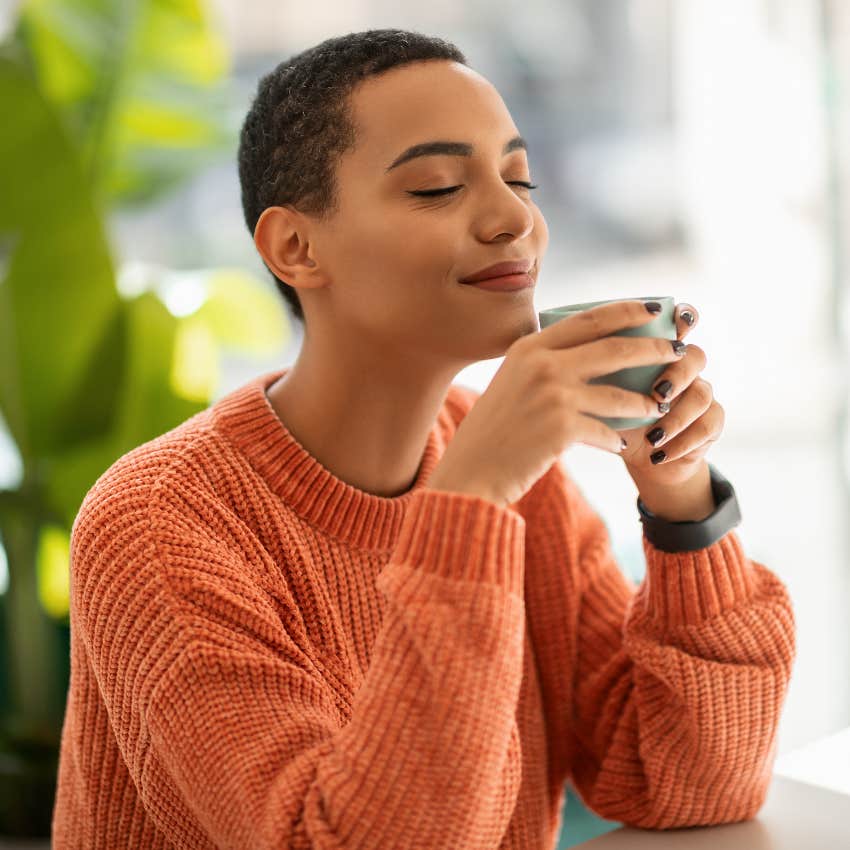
[0,56,118,461]
[194,269,290,355]
[16,0,234,206]
[35,523,70,619]
[170,313,219,403]
[43,291,206,530]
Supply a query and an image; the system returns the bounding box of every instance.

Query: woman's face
[298,59,549,366]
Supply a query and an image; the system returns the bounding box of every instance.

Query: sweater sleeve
[518,458,796,830]
[71,479,527,850]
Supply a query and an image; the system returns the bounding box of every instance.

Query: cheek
[347,212,456,289]
[325,216,451,321]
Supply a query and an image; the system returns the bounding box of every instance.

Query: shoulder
[72,415,234,557]
[69,420,290,634]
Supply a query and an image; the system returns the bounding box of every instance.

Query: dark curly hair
[237,29,467,326]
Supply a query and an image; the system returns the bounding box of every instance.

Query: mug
[538,296,676,429]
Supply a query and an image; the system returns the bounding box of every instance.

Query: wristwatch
[636,463,742,553]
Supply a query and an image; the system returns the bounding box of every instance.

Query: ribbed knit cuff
[391,488,526,596]
[641,530,758,630]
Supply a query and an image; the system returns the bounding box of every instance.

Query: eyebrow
[385,135,528,173]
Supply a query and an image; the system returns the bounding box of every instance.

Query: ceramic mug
[538,295,676,429]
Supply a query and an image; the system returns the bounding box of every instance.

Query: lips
[459,259,534,284]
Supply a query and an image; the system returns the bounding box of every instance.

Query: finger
[675,303,698,341]
[649,410,722,465]
[645,394,723,465]
[574,382,661,421]
[534,299,659,351]
[648,343,707,404]
[571,334,685,382]
[572,411,631,455]
[644,378,714,449]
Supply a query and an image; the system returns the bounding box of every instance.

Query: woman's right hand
[426,300,686,507]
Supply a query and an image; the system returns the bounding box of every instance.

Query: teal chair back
[557,785,622,848]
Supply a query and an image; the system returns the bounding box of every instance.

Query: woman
[52,28,796,849]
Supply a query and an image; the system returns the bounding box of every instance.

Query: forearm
[571,543,795,829]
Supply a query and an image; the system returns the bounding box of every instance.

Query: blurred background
[1,0,848,845]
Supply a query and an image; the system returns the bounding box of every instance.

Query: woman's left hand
[617,303,725,488]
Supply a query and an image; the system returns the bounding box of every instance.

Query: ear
[254,206,324,286]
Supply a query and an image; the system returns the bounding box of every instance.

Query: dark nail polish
[646,427,665,446]
[671,340,686,356]
[657,401,670,414]
[650,450,667,464]
[680,310,695,326]
[645,301,662,314]
[654,379,672,398]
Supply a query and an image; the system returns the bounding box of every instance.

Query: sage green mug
[538,296,676,429]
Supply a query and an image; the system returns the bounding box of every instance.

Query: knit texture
[51,367,796,849]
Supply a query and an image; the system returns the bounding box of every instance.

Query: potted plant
[0,1,288,835]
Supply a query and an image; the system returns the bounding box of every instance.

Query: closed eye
[407,181,538,197]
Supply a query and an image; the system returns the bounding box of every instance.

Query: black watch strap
[637,463,742,553]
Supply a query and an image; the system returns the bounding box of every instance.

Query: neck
[265,343,466,497]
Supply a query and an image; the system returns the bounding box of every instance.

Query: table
[772,725,850,796]
[572,774,849,848]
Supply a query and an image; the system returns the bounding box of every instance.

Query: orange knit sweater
[52,367,796,849]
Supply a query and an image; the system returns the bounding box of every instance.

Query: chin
[483,316,540,360]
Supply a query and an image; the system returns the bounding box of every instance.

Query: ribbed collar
[210,367,452,550]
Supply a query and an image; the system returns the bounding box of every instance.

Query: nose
[475,179,535,241]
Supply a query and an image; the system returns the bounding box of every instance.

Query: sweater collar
[210,367,451,549]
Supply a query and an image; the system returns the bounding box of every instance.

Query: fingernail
[671,340,686,356]
[657,401,670,414]
[680,310,695,326]
[645,301,662,314]
[646,427,665,446]
[650,450,667,464]
[654,379,672,398]
[620,437,628,450]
